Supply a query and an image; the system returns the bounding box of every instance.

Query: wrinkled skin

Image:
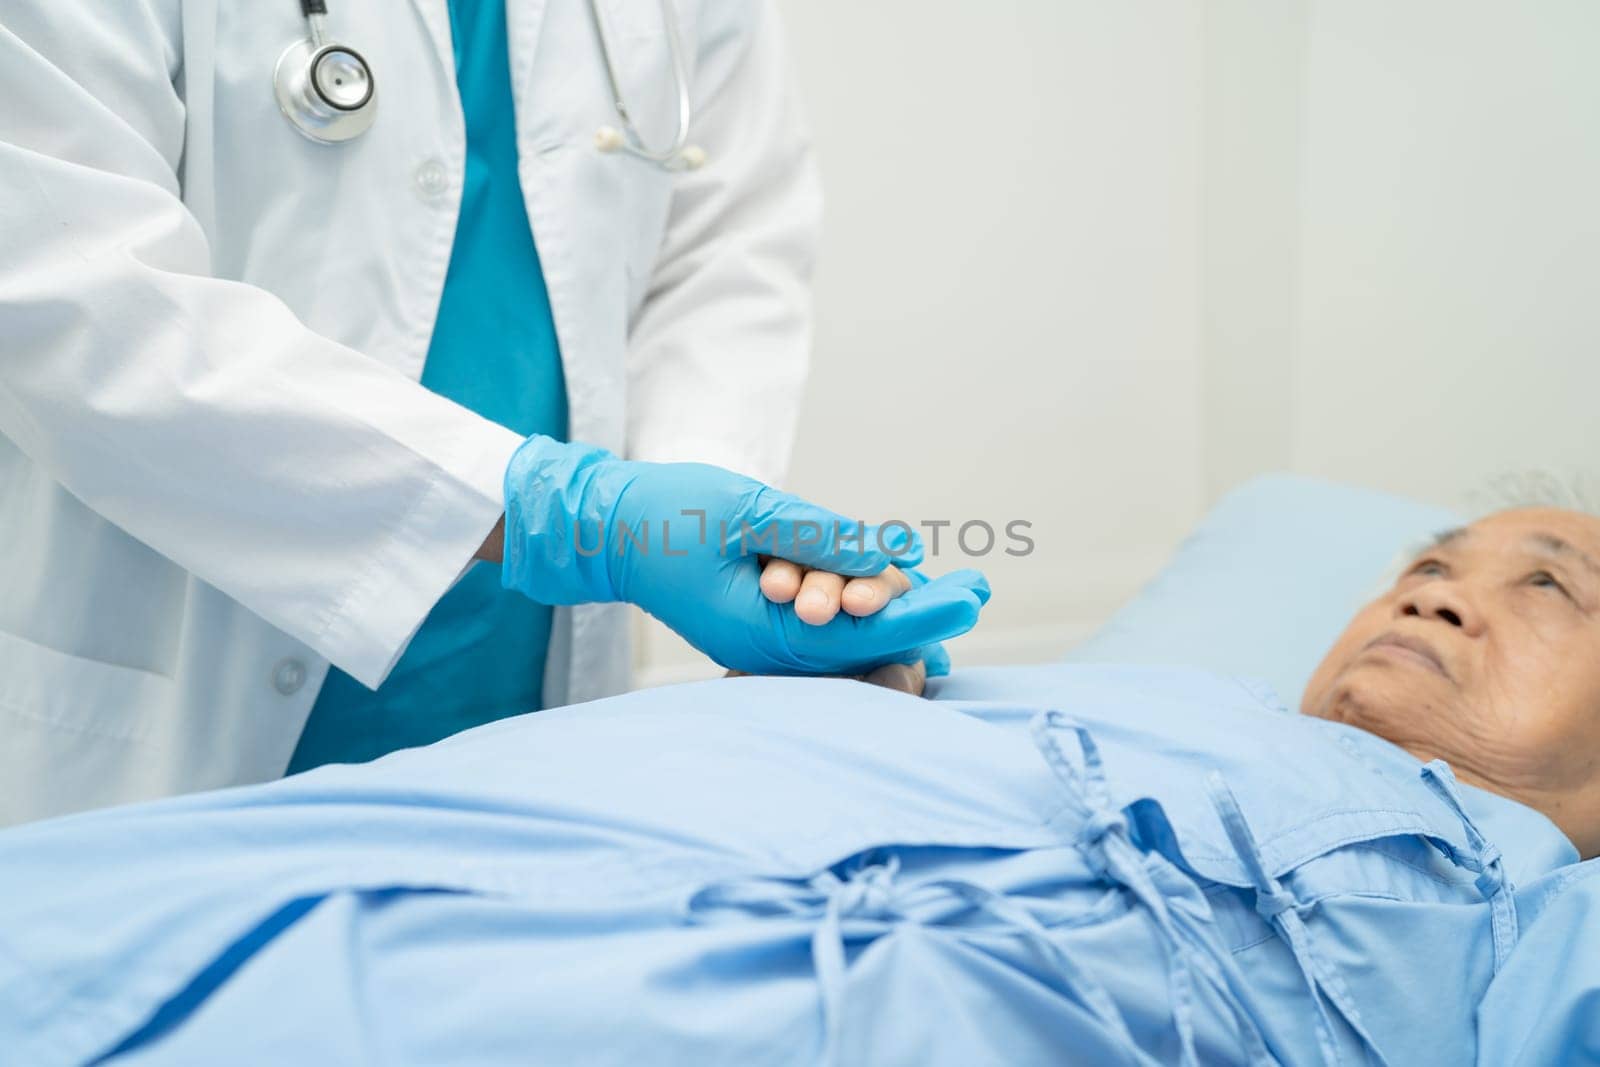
[1304,508,1600,858]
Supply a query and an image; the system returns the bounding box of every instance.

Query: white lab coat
[0,0,819,825]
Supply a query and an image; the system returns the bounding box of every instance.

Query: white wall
[636,1,1600,684]
[1203,0,1600,510]
[1199,0,1311,499]
[637,0,1209,683]
[1289,1,1600,510]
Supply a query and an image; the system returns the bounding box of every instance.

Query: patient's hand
[757,558,913,624]
[725,658,928,696]
[744,559,931,694]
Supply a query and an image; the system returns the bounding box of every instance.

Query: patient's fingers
[759,558,804,604]
[853,569,991,652]
[840,566,913,618]
[765,557,912,624]
[862,658,927,696]
[795,569,846,625]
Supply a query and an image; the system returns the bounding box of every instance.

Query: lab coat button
[272,658,307,696]
[414,159,449,198]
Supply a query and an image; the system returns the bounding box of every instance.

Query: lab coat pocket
[0,627,178,824]
[0,628,183,824]
[598,0,705,45]
[0,626,172,742]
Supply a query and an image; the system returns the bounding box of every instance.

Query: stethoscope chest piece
[269,0,698,167]
[274,35,377,144]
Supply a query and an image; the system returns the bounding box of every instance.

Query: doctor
[0,0,989,825]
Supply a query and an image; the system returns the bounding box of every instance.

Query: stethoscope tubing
[276,0,703,169]
[585,0,695,166]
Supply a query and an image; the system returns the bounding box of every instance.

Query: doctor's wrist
[475,515,506,564]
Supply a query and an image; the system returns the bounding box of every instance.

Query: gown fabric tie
[685,852,1144,1066]
[1419,760,1519,972]
[1204,773,1389,1067]
[1030,711,1277,1067]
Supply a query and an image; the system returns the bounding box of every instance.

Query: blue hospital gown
[1475,859,1600,1063]
[0,666,1584,1066]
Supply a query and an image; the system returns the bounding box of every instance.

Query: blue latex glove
[907,571,956,678]
[501,435,991,676]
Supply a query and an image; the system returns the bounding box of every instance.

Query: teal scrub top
[288,0,567,772]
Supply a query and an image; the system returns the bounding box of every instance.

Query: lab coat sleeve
[623,0,821,488]
[0,7,522,689]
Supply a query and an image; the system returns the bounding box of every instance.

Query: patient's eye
[1528,570,1574,601]
[1407,559,1447,578]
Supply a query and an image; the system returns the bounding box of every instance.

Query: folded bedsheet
[0,666,1586,1066]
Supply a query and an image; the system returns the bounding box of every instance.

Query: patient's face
[1303,508,1600,858]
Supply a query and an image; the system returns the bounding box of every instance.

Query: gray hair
[1465,470,1600,517]
[1368,470,1599,596]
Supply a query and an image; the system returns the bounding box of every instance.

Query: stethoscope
[274,0,705,170]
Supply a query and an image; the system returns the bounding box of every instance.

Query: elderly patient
[2,509,1597,1067]
[1303,506,1600,858]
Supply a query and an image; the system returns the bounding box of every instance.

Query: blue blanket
[0,666,1586,1066]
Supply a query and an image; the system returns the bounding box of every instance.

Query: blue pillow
[1062,475,1461,709]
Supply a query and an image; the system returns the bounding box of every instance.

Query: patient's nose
[1398,583,1484,636]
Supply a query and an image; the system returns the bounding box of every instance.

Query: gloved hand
[755,558,953,678]
[500,435,991,676]
[906,570,955,677]
[747,563,955,693]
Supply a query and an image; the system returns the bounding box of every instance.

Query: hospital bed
[1,476,1593,1065]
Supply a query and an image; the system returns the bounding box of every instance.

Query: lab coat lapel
[505,0,551,123]
[406,0,459,84]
